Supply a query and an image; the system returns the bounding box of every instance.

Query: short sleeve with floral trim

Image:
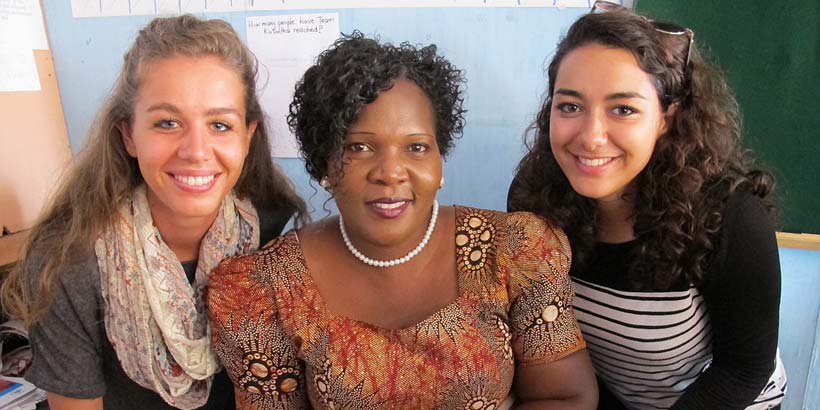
[207,206,585,410]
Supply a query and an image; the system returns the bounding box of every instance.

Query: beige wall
[0,49,72,236]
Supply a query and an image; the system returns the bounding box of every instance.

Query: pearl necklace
[339,200,439,268]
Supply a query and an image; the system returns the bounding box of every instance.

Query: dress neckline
[287,205,472,334]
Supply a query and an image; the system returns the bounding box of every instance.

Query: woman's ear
[658,103,679,137]
[246,120,258,143]
[119,122,137,157]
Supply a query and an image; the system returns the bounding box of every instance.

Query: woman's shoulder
[453,205,569,261]
[454,205,564,238]
[23,246,101,301]
[722,186,776,237]
[726,187,769,213]
[212,230,300,283]
[709,185,775,241]
[704,180,771,218]
[454,205,554,226]
[208,231,301,322]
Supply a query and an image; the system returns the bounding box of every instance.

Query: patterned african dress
[207,206,586,410]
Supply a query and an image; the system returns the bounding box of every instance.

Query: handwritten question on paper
[245,12,340,157]
[247,14,337,35]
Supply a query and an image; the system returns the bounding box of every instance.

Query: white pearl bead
[339,200,439,268]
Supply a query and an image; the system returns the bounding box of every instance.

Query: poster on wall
[0,0,48,49]
[70,0,627,18]
[246,12,340,157]
[0,0,48,92]
[0,48,40,92]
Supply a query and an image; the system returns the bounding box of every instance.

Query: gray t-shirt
[25,206,290,409]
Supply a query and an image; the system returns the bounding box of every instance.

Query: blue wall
[40,3,820,409]
[41,2,586,215]
[778,248,820,410]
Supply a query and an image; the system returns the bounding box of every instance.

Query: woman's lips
[367,199,411,219]
[169,172,219,193]
[574,155,618,174]
[577,156,615,167]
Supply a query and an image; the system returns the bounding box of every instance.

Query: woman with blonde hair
[1,15,305,410]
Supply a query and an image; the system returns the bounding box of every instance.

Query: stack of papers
[0,320,45,409]
[0,321,31,377]
[0,376,44,410]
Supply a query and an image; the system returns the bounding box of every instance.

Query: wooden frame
[0,231,28,268]
[776,232,820,251]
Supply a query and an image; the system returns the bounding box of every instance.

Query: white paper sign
[247,13,340,158]
[0,47,41,92]
[0,0,49,49]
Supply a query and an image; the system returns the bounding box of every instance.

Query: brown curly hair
[508,8,774,290]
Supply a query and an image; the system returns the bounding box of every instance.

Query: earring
[439,177,445,189]
[320,176,331,189]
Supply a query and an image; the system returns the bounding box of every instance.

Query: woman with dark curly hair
[208,32,597,409]
[508,2,786,409]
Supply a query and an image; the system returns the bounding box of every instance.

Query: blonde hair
[1,15,306,324]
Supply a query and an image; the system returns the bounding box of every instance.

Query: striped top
[569,191,787,409]
[573,278,713,408]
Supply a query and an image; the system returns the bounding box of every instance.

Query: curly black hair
[508,8,775,290]
[287,31,466,182]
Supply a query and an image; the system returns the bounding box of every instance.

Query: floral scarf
[95,184,259,409]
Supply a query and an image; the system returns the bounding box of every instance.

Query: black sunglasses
[590,0,694,69]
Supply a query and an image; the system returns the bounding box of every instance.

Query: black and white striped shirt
[570,192,787,409]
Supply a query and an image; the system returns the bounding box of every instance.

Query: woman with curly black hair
[508,2,786,409]
[208,32,597,409]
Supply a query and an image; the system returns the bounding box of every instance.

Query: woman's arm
[514,349,598,409]
[46,393,103,410]
[504,212,598,409]
[672,192,782,409]
[25,256,109,403]
[208,251,308,410]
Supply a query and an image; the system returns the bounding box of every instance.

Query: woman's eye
[556,103,581,114]
[154,119,178,129]
[212,122,232,132]
[612,106,637,116]
[347,143,371,152]
[408,143,428,153]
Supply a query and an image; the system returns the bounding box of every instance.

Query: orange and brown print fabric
[207,206,586,410]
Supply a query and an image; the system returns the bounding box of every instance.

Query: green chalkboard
[636,0,820,234]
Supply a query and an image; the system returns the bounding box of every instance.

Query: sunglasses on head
[590,0,694,69]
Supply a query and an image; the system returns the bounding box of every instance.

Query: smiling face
[122,54,256,228]
[329,77,442,254]
[549,43,671,204]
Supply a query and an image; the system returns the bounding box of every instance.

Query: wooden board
[0,48,72,236]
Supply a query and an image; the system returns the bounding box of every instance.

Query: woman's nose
[578,113,608,151]
[369,149,408,185]
[178,125,209,162]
